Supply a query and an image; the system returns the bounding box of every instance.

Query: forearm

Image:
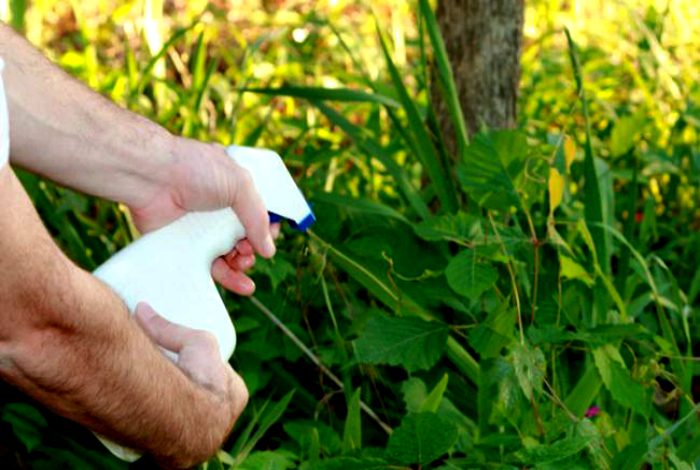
[0,169,232,465]
[0,22,171,208]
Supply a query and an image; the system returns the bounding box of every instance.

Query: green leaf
[354,316,449,372]
[342,389,362,453]
[515,432,594,465]
[386,412,458,465]
[284,420,341,457]
[254,256,295,291]
[565,29,609,273]
[314,457,390,470]
[445,249,498,300]
[312,233,480,383]
[511,343,546,401]
[414,212,482,242]
[232,390,296,461]
[402,378,428,413]
[315,102,430,219]
[559,255,594,287]
[312,193,410,225]
[421,374,449,413]
[610,115,642,157]
[457,130,529,212]
[244,85,400,107]
[238,451,296,470]
[592,345,651,417]
[468,302,516,358]
[1,403,48,452]
[418,0,469,155]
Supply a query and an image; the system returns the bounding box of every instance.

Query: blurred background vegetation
[0,0,699,468]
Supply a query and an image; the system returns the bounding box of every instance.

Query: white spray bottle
[92,145,315,461]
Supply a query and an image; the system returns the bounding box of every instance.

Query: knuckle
[189,329,219,351]
[236,167,254,191]
[230,373,249,419]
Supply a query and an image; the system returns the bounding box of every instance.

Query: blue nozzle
[268,209,315,232]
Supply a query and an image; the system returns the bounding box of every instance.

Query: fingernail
[264,234,276,257]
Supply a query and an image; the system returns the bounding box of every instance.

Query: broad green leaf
[1,403,47,452]
[255,256,295,291]
[610,115,642,157]
[414,212,482,242]
[386,412,458,465]
[559,254,594,286]
[342,389,362,453]
[284,420,341,457]
[314,457,390,470]
[402,378,428,413]
[354,316,449,372]
[576,417,609,469]
[468,302,516,358]
[445,249,498,300]
[457,130,529,211]
[312,233,479,382]
[421,374,449,413]
[238,451,296,470]
[592,345,651,417]
[515,433,593,465]
[510,343,546,401]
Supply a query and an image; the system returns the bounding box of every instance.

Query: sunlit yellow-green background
[2,0,697,222]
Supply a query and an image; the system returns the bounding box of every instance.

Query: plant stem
[249,296,393,435]
[489,212,525,345]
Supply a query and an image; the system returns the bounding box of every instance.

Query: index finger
[230,163,275,258]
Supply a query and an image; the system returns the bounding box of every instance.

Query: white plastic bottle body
[94,207,245,360]
[92,208,245,461]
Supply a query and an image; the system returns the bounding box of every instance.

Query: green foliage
[354,316,449,372]
[2,0,699,469]
[457,130,533,211]
[386,412,458,465]
[445,248,498,300]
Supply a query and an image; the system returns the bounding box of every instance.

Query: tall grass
[0,0,698,468]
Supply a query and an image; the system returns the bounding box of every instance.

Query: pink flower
[585,405,601,418]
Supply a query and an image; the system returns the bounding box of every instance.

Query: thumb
[134,302,192,353]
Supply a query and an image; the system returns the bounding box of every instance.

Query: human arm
[0,166,247,468]
[0,23,275,294]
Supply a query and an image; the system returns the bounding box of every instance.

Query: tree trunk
[433,0,524,149]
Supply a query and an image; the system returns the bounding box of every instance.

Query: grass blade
[375,20,458,213]
[244,86,400,108]
[419,0,470,154]
[315,101,430,219]
[565,29,609,273]
[233,390,295,463]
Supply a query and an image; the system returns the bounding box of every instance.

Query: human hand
[135,302,248,467]
[129,137,279,296]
